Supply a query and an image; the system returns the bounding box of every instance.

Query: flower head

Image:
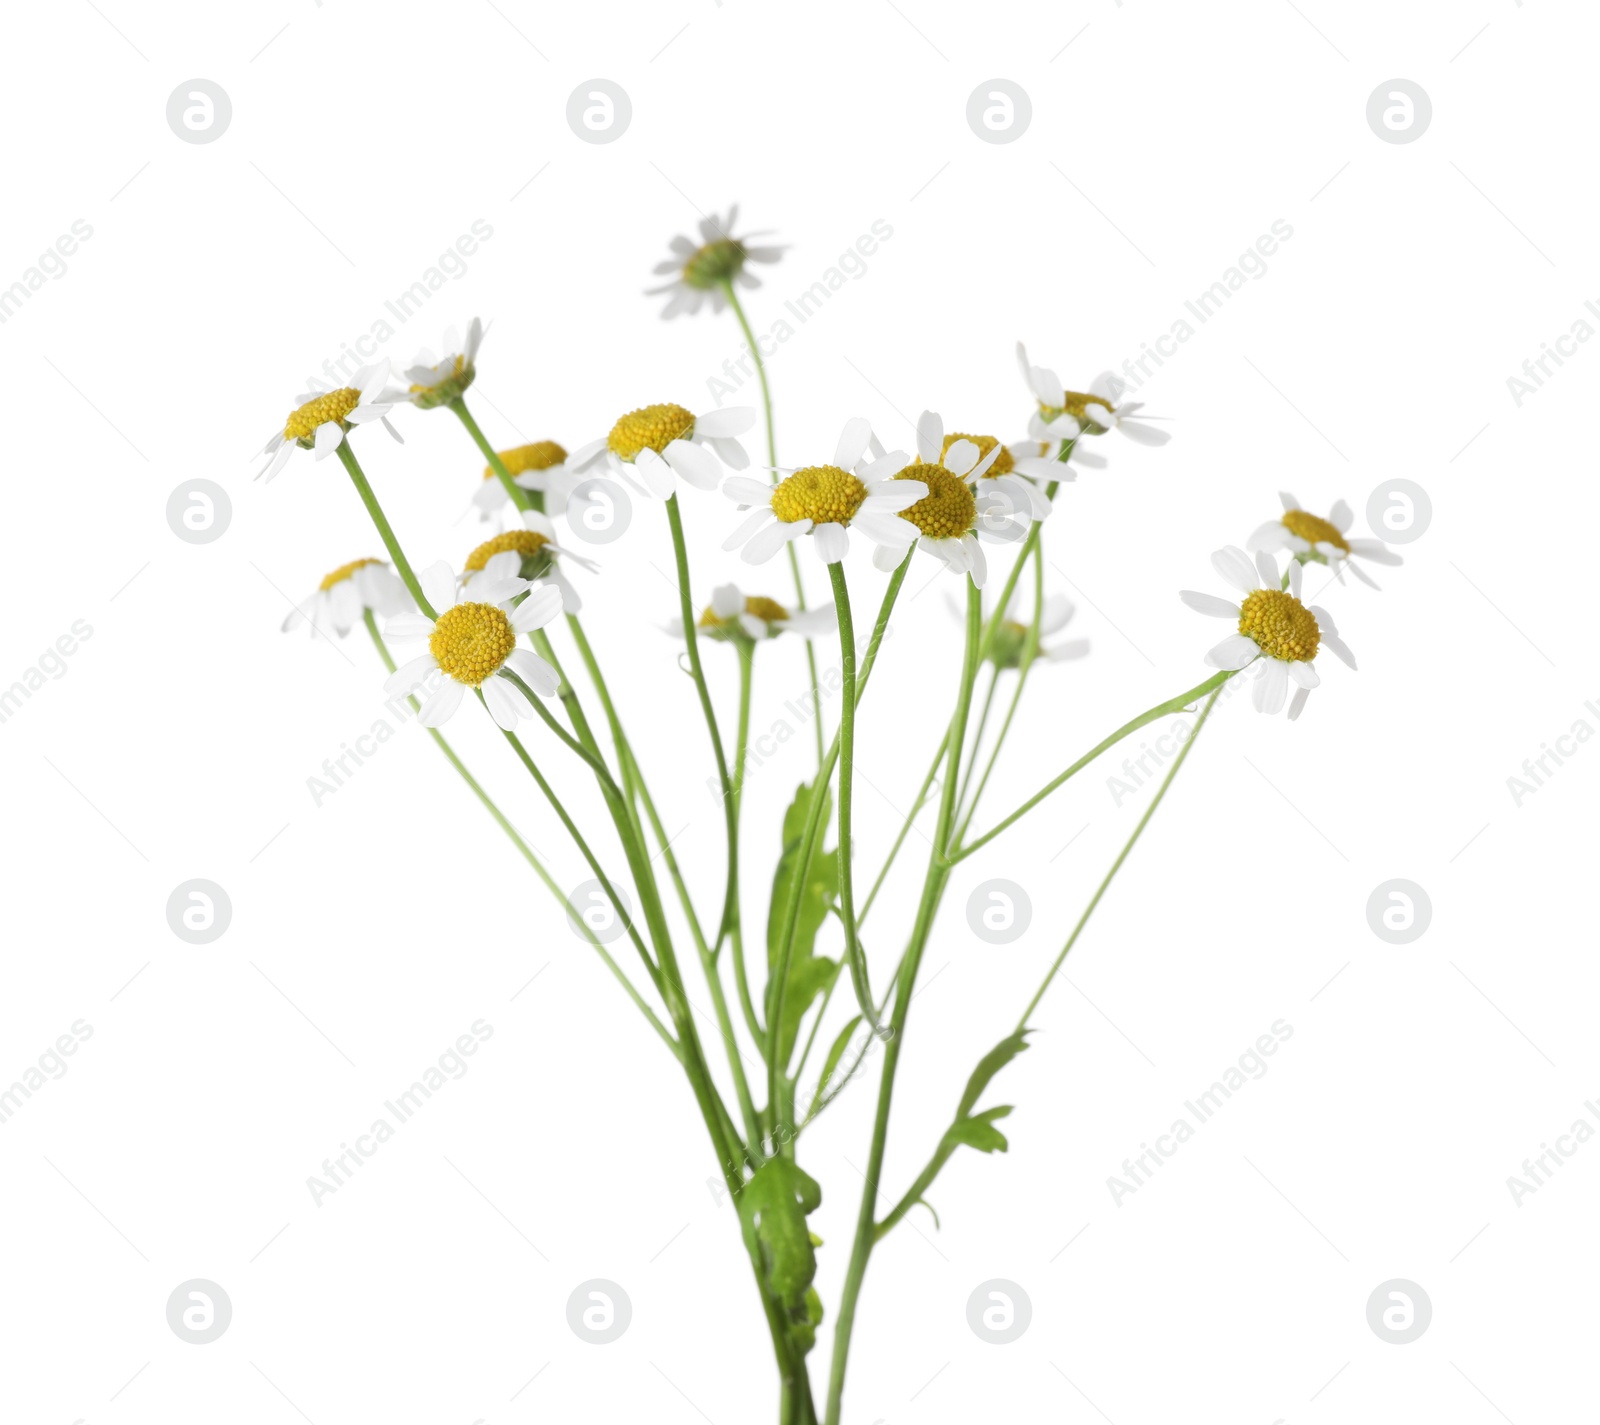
[281,558,411,638]
[983,592,1089,670]
[460,510,598,614]
[257,361,400,481]
[473,441,571,519]
[648,206,785,319]
[870,412,1032,587]
[1180,546,1355,719]
[390,318,485,409]
[670,583,836,643]
[569,402,755,499]
[721,418,923,567]
[381,559,562,729]
[1247,492,1403,589]
[1016,343,1169,447]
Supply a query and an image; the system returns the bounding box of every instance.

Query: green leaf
[941,1104,1014,1156]
[956,1031,1031,1120]
[765,781,840,1065]
[738,1156,823,1311]
[814,1014,863,1103]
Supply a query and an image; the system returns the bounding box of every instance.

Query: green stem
[824,579,983,1425]
[950,670,1234,865]
[664,493,741,948]
[859,731,946,928]
[363,612,676,1056]
[336,442,436,618]
[450,396,539,513]
[1016,684,1223,1031]
[721,276,824,773]
[729,639,767,1050]
[952,664,1000,826]
[828,561,878,1035]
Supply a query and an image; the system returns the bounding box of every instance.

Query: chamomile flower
[984,592,1089,670]
[870,412,1030,587]
[1246,492,1403,589]
[1180,546,1355,719]
[668,584,836,642]
[1006,434,1107,486]
[257,361,400,482]
[569,403,755,498]
[389,318,485,409]
[720,417,923,567]
[281,559,411,638]
[472,441,571,519]
[647,206,785,319]
[459,510,598,614]
[1016,343,1169,446]
[381,560,562,730]
[940,432,1053,521]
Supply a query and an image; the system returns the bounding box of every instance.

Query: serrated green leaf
[941,1104,1014,1155]
[815,1014,863,1102]
[765,781,840,1066]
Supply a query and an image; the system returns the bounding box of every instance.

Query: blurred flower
[388,318,484,409]
[473,441,571,519]
[1017,342,1169,446]
[670,583,836,642]
[647,206,785,319]
[281,559,410,638]
[1247,492,1402,589]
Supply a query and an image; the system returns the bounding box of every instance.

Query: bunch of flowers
[268,213,1401,1425]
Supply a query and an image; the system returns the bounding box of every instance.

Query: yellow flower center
[770,465,868,526]
[1042,392,1115,430]
[896,462,976,539]
[1281,509,1350,553]
[318,557,380,592]
[285,388,361,442]
[700,595,789,628]
[943,433,1013,477]
[485,441,567,482]
[411,353,466,393]
[608,403,695,462]
[1238,589,1320,662]
[429,602,517,687]
[464,530,550,571]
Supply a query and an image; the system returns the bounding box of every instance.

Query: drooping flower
[569,403,755,498]
[669,583,836,642]
[721,418,923,567]
[647,206,785,319]
[389,318,485,409]
[459,511,597,614]
[1016,343,1169,446]
[381,560,561,729]
[1246,492,1402,589]
[257,361,400,481]
[472,441,572,519]
[281,559,411,638]
[1180,546,1355,719]
[978,591,1089,670]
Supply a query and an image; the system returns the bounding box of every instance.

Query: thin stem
[451,396,539,513]
[336,442,435,618]
[664,494,740,948]
[729,639,767,1050]
[363,612,676,1056]
[721,275,824,773]
[952,663,1000,825]
[828,560,878,1035]
[950,670,1234,865]
[859,731,946,928]
[824,579,983,1425]
[1017,684,1223,1031]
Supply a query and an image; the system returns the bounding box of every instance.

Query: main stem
[824,580,983,1425]
[828,561,876,1035]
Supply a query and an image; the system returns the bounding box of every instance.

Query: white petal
[1287,660,1320,688]
[384,613,436,642]
[833,417,873,470]
[743,518,808,565]
[860,481,925,513]
[711,583,744,618]
[723,507,776,551]
[483,675,530,729]
[1211,546,1259,595]
[812,521,850,564]
[1310,604,1340,636]
[872,541,908,573]
[511,584,563,632]
[915,410,943,464]
[709,437,749,470]
[1285,559,1303,599]
[1253,658,1289,715]
[966,533,988,589]
[695,406,756,438]
[416,678,467,726]
[1205,635,1260,671]
[312,421,344,458]
[662,438,722,490]
[1254,549,1280,589]
[419,561,458,616]
[1329,498,1353,532]
[1287,685,1311,721]
[1117,417,1170,446]
[1278,491,1301,512]
[1322,633,1357,670]
[944,438,980,477]
[506,647,561,696]
[723,476,776,508]
[1180,591,1241,619]
[1346,538,1403,566]
[853,512,917,548]
[1039,594,1074,635]
[1246,521,1290,553]
[738,613,767,640]
[633,447,678,499]
[384,653,438,696]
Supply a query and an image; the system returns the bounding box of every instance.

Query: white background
[2,1,1595,1422]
